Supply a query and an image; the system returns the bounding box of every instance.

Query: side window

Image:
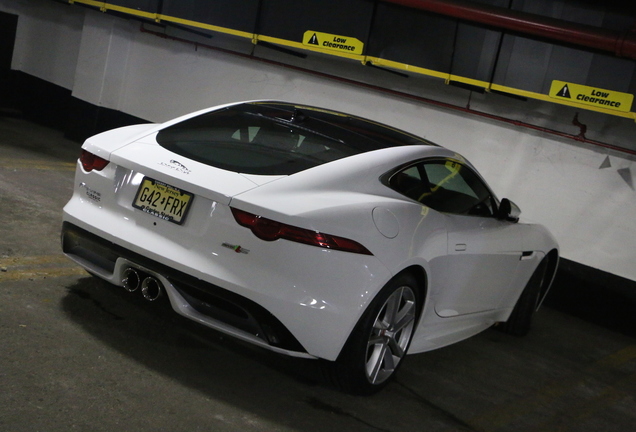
[388,165,430,202]
[389,160,495,217]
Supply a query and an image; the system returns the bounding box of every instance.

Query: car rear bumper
[62,222,313,358]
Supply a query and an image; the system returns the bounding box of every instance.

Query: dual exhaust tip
[122,267,163,302]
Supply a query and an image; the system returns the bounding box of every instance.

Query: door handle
[520,251,535,260]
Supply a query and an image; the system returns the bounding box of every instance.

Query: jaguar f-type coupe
[62,101,559,394]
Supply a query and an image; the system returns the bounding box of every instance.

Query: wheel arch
[398,264,428,300]
[393,265,428,321]
[336,264,428,359]
[538,248,560,307]
[327,264,428,394]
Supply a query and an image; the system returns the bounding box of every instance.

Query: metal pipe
[383,0,636,60]
[141,277,163,301]
[122,268,141,292]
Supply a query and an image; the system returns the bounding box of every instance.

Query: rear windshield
[156,102,432,175]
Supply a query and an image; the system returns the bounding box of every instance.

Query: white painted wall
[3,0,635,281]
[8,0,83,90]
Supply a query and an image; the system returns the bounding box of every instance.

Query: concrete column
[72,9,135,110]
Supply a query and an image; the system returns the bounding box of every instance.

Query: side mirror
[497,198,521,222]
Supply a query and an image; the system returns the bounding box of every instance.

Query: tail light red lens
[80,149,109,172]
[231,208,372,255]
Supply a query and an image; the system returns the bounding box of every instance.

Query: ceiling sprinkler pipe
[383,0,636,60]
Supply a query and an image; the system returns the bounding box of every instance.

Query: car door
[414,159,527,317]
[437,213,526,316]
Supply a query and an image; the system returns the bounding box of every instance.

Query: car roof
[239,101,437,149]
[155,101,438,176]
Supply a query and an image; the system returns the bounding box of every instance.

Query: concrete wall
[8,0,82,90]
[3,0,635,282]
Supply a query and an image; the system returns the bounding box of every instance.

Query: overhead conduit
[384,0,636,60]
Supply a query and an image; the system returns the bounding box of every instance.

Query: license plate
[132,177,193,225]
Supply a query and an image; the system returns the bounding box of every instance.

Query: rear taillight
[231,208,372,255]
[80,149,109,172]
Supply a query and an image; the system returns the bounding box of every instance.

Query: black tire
[500,258,549,336]
[325,273,421,395]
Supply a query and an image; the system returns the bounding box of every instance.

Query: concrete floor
[1,115,635,432]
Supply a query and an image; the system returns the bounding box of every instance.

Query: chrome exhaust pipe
[141,276,163,301]
[122,268,141,293]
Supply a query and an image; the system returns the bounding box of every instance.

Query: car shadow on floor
[59,275,477,431]
[62,275,325,384]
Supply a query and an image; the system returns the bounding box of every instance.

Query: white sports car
[62,101,559,394]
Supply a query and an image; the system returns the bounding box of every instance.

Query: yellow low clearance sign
[303,31,364,55]
[550,80,633,112]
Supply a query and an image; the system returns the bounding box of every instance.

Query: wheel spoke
[373,316,389,332]
[383,289,402,328]
[387,336,405,358]
[366,342,398,384]
[381,346,396,372]
[367,334,385,347]
[367,343,388,383]
[392,299,416,332]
